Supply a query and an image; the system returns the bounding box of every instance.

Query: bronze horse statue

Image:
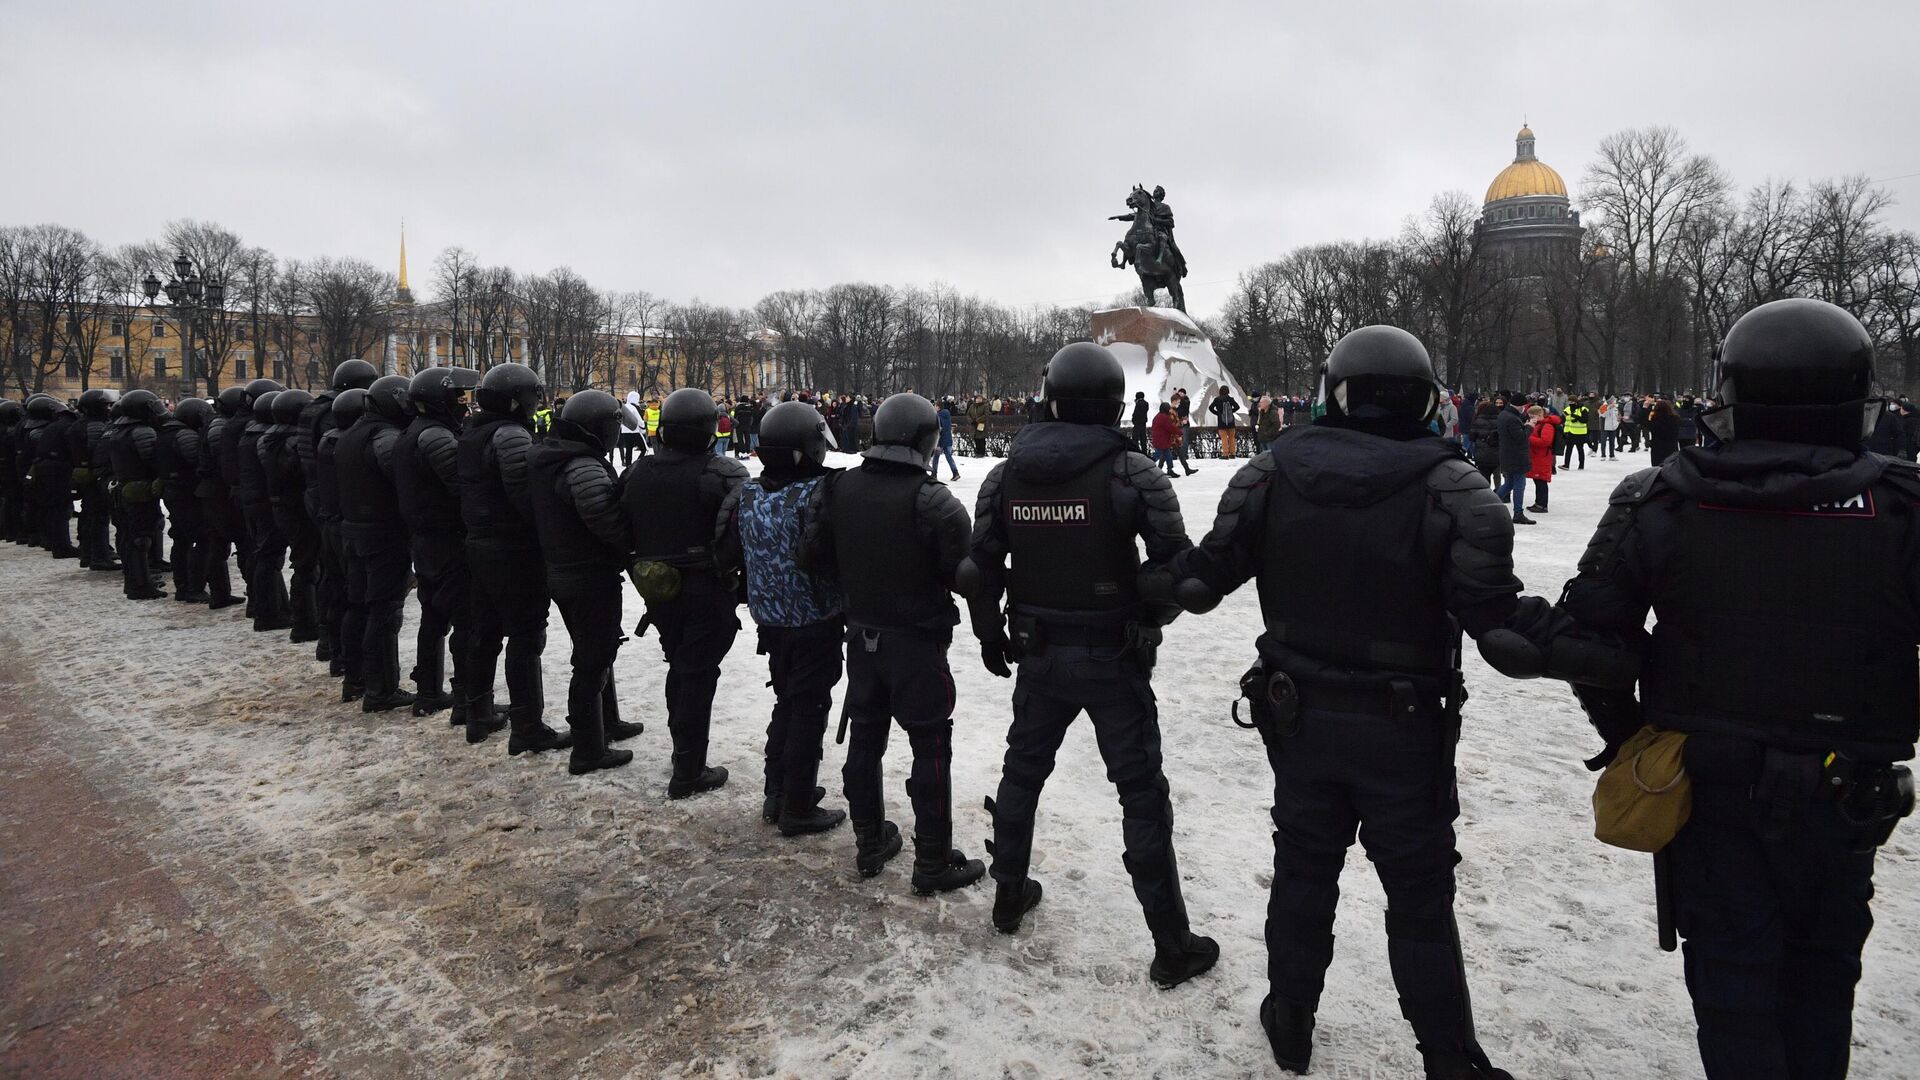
[1109,185,1186,312]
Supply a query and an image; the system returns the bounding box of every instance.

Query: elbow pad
[954,556,984,599]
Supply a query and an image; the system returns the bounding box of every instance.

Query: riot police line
[0,296,1913,1080]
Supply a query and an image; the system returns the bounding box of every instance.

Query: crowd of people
[0,297,1913,1080]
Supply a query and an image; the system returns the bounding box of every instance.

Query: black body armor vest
[1643,479,1920,756]
[530,441,626,574]
[458,415,534,545]
[623,450,718,568]
[155,423,197,493]
[1002,453,1138,619]
[108,424,156,482]
[1257,464,1454,676]
[395,418,463,536]
[336,417,402,528]
[832,465,954,632]
[313,431,343,519]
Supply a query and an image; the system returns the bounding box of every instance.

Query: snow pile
[1093,306,1251,426]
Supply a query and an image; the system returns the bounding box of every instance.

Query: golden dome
[1485,160,1567,203]
[1484,123,1566,203]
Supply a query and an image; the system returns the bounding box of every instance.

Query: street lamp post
[141,253,226,395]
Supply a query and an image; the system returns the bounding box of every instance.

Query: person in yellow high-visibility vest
[1561,394,1592,470]
[644,401,661,439]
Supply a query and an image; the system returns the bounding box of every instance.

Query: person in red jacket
[1149,401,1181,477]
[1525,405,1559,514]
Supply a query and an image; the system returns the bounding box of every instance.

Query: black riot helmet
[330,359,379,393]
[556,389,622,456]
[758,400,836,470]
[408,365,481,422]
[77,388,121,419]
[251,390,280,424]
[25,394,58,420]
[1318,325,1440,423]
[0,399,24,426]
[365,375,412,422]
[215,385,249,417]
[244,377,284,402]
[120,389,166,424]
[271,388,314,426]
[332,387,368,429]
[1701,298,1877,448]
[475,362,545,420]
[658,388,718,451]
[1041,342,1126,425]
[173,397,213,430]
[866,392,939,468]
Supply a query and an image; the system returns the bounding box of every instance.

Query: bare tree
[305,257,395,372]
[431,246,481,365]
[162,219,251,395]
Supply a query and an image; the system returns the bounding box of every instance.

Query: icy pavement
[2,446,1917,1079]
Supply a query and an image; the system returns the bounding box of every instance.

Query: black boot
[566,709,632,776]
[992,877,1043,933]
[341,681,365,704]
[602,683,642,741]
[315,637,333,663]
[1419,1046,1513,1080]
[667,762,728,800]
[778,804,847,837]
[910,837,985,895]
[852,820,903,877]
[763,785,825,824]
[464,695,507,744]
[362,688,415,713]
[505,705,572,755]
[411,689,455,716]
[1148,929,1220,989]
[1261,995,1315,1074]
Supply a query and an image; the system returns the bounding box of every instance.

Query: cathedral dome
[1484,125,1567,204]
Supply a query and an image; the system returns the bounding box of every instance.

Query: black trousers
[759,620,844,812]
[347,527,410,697]
[77,480,112,566]
[466,542,550,720]
[164,493,205,598]
[275,501,319,636]
[644,571,739,777]
[989,643,1190,940]
[1,473,24,540]
[1561,432,1586,468]
[843,628,955,846]
[1132,421,1148,455]
[118,498,165,596]
[1671,769,1883,1080]
[410,534,468,698]
[244,500,290,627]
[199,486,245,599]
[321,520,360,682]
[1265,698,1485,1057]
[553,576,624,756]
[34,468,75,555]
[313,509,343,658]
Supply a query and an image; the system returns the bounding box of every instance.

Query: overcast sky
[6,0,1916,318]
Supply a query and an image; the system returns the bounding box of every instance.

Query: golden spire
[395,221,414,305]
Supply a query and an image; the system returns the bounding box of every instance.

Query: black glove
[980,632,1015,678]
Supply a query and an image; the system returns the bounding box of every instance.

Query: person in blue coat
[932,397,960,481]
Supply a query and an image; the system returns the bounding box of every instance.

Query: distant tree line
[6,124,1914,401]
[1216,126,1920,396]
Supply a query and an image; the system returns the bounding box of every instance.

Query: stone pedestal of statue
[1092,306,1248,426]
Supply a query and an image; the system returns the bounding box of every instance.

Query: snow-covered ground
[4,443,1918,1079]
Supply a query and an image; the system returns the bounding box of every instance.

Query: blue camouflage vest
[738,475,842,628]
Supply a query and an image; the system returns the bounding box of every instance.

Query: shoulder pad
[1876,457,1920,501]
[1425,456,1486,494]
[1610,466,1666,506]
[708,456,750,481]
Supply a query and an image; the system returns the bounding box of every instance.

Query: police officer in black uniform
[107,390,169,600]
[203,384,255,610]
[237,379,291,631]
[714,401,846,837]
[1159,326,1533,1078]
[528,390,640,775]
[396,365,482,725]
[32,396,80,559]
[621,388,745,797]
[337,375,416,713]
[264,388,322,643]
[0,399,22,543]
[809,392,987,893]
[72,388,122,571]
[298,359,379,668]
[961,341,1217,988]
[1557,298,1919,1080]
[318,389,367,699]
[157,397,212,603]
[459,363,570,753]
